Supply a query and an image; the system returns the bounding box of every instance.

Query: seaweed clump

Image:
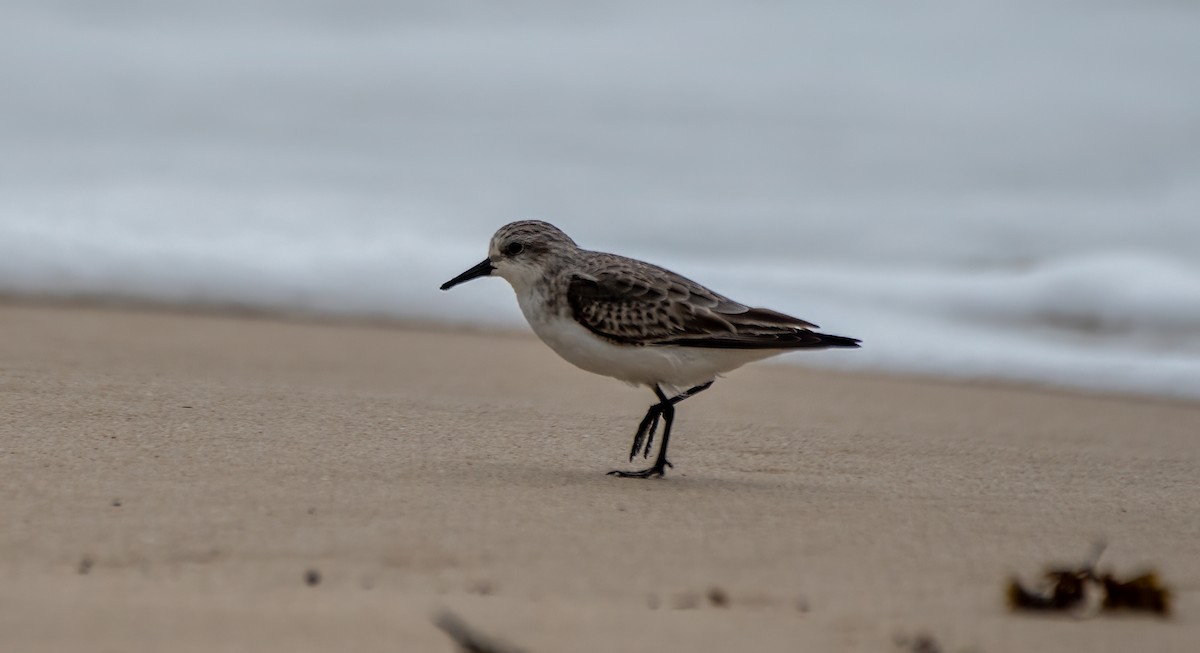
[1007,543,1170,617]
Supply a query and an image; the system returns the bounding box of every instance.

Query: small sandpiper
[441,220,860,478]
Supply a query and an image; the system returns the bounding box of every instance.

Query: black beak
[440,258,495,290]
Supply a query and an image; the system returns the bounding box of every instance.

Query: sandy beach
[1,301,1196,652]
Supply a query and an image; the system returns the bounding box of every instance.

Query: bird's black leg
[640,381,713,458]
[609,381,714,479]
[628,406,661,462]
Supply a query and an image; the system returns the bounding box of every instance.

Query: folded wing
[566,254,860,350]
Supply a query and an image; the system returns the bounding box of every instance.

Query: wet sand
[1,302,1196,652]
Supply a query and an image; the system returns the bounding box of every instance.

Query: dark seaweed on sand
[1100,572,1171,614]
[1007,543,1171,617]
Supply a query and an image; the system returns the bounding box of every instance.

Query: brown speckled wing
[566,254,857,350]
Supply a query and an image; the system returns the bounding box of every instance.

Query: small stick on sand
[433,610,528,653]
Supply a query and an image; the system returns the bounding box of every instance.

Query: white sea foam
[2,1,1199,398]
[703,254,1200,398]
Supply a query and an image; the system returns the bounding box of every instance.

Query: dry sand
[1,302,1197,652]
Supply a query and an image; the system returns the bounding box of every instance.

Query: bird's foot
[607,460,672,479]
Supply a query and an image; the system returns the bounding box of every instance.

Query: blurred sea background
[2,0,1199,398]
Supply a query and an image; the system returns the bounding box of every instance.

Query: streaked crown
[488,220,578,259]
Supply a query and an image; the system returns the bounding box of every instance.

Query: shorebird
[440,220,860,478]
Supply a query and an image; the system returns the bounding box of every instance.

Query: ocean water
[3,1,1200,398]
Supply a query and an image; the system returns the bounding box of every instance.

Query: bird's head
[440,220,578,291]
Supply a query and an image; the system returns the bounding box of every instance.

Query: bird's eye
[504,242,525,256]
